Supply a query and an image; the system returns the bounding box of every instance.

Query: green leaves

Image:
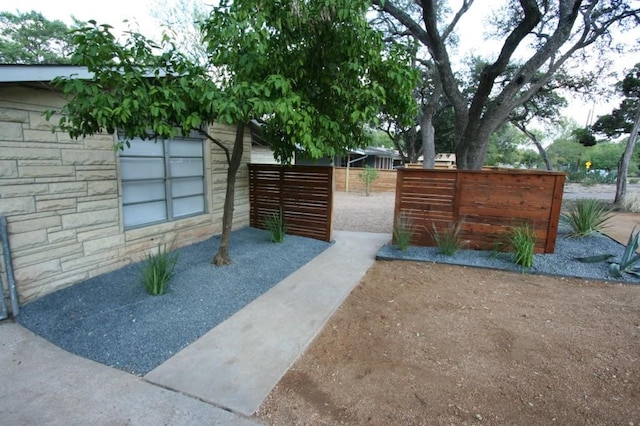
[50,0,416,170]
[0,10,75,64]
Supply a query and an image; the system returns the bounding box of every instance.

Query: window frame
[119,136,207,230]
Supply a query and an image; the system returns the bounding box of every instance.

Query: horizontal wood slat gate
[395,168,566,253]
[249,164,333,242]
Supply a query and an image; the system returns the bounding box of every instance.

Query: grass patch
[509,222,536,268]
[430,222,467,256]
[393,212,414,251]
[141,244,178,296]
[262,208,287,243]
[561,198,614,237]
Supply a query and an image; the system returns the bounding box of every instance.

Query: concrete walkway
[145,230,390,416]
[605,212,640,248]
[0,230,390,423]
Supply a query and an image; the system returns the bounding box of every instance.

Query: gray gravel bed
[17,227,332,375]
[377,225,640,285]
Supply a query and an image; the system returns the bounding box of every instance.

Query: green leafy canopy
[49,1,418,163]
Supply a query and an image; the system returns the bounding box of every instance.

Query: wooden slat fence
[395,168,566,253]
[249,164,333,242]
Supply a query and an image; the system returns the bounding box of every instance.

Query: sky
[2,0,637,129]
[2,0,161,36]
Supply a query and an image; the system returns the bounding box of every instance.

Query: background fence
[394,168,566,253]
[334,167,396,193]
[249,164,333,242]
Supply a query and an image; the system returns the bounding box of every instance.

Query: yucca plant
[509,222,536,268]
[262,208,287,243]
[608,227,640,278]
[430,222,467,256]
[141,244,179,296]
[393,212,414,251]
[561,198,614,237]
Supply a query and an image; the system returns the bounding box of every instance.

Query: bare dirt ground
[256,184,640,425]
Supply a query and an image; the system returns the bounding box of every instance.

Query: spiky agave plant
[608,227,640,278]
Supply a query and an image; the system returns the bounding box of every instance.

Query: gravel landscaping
[17,227,332,375]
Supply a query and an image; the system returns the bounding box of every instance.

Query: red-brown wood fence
[249,164,333,242]
[394,168,566,253]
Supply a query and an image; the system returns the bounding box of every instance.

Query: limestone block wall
[0,84,251,303]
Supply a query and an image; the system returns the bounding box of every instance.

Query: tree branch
[441,0,474,40]
[196,127,231,165]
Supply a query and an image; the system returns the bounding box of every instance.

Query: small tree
[50,1,415,265]
[358,165,380,196]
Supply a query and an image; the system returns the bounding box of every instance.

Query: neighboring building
[0,65,251,303]
[249,119,291,165]
[297,146,402,169]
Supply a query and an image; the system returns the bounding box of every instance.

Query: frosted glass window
[173,196,205,218]
[169,139,203,157]
[122,138,164,156]
[120,158,165,180]
[119,136,206,229]
[172,178,204,198]
[122,181,165,204]
[170,158,203,177]
[123,201,167,227]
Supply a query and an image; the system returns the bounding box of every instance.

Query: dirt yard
[256,185,640,425]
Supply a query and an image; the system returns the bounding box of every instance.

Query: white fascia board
[0,65,93,83]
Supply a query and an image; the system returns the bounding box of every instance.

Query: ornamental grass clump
[263,208,287,243]
[393,212,414,251]
[141,244,178,296]
[561,198,614,237]
[430,222,467,256]
[509,222,536,268]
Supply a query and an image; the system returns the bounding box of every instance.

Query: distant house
[248,119,294,165]
[297,146,402,169]
[0,64,252,303]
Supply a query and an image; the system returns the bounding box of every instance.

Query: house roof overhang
[0,64,93,83]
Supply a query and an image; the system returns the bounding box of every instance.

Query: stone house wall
[0,84,251,304]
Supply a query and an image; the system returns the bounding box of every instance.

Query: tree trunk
[614,104,640,205]
[455,133,489,170]
[533,139,553,171]
[421,112,436,169]
[212,122,246,265]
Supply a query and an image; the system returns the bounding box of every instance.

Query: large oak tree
[373,0,640,169]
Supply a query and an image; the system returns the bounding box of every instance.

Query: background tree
[149,0,209,65]
[373,0,640,169]
[0,10,76,64]
[590,63,640,203]
[485,122,526,167]
[50,0,415,265]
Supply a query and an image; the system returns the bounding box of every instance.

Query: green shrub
[430,222,467,256]
[561,198,614,237]
[358,165,380,196]
[393,212,414,251]
[509,222,536,268]
[262,208,287,243]
[141,244,178,296]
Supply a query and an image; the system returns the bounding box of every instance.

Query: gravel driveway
[333,191,395,233]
